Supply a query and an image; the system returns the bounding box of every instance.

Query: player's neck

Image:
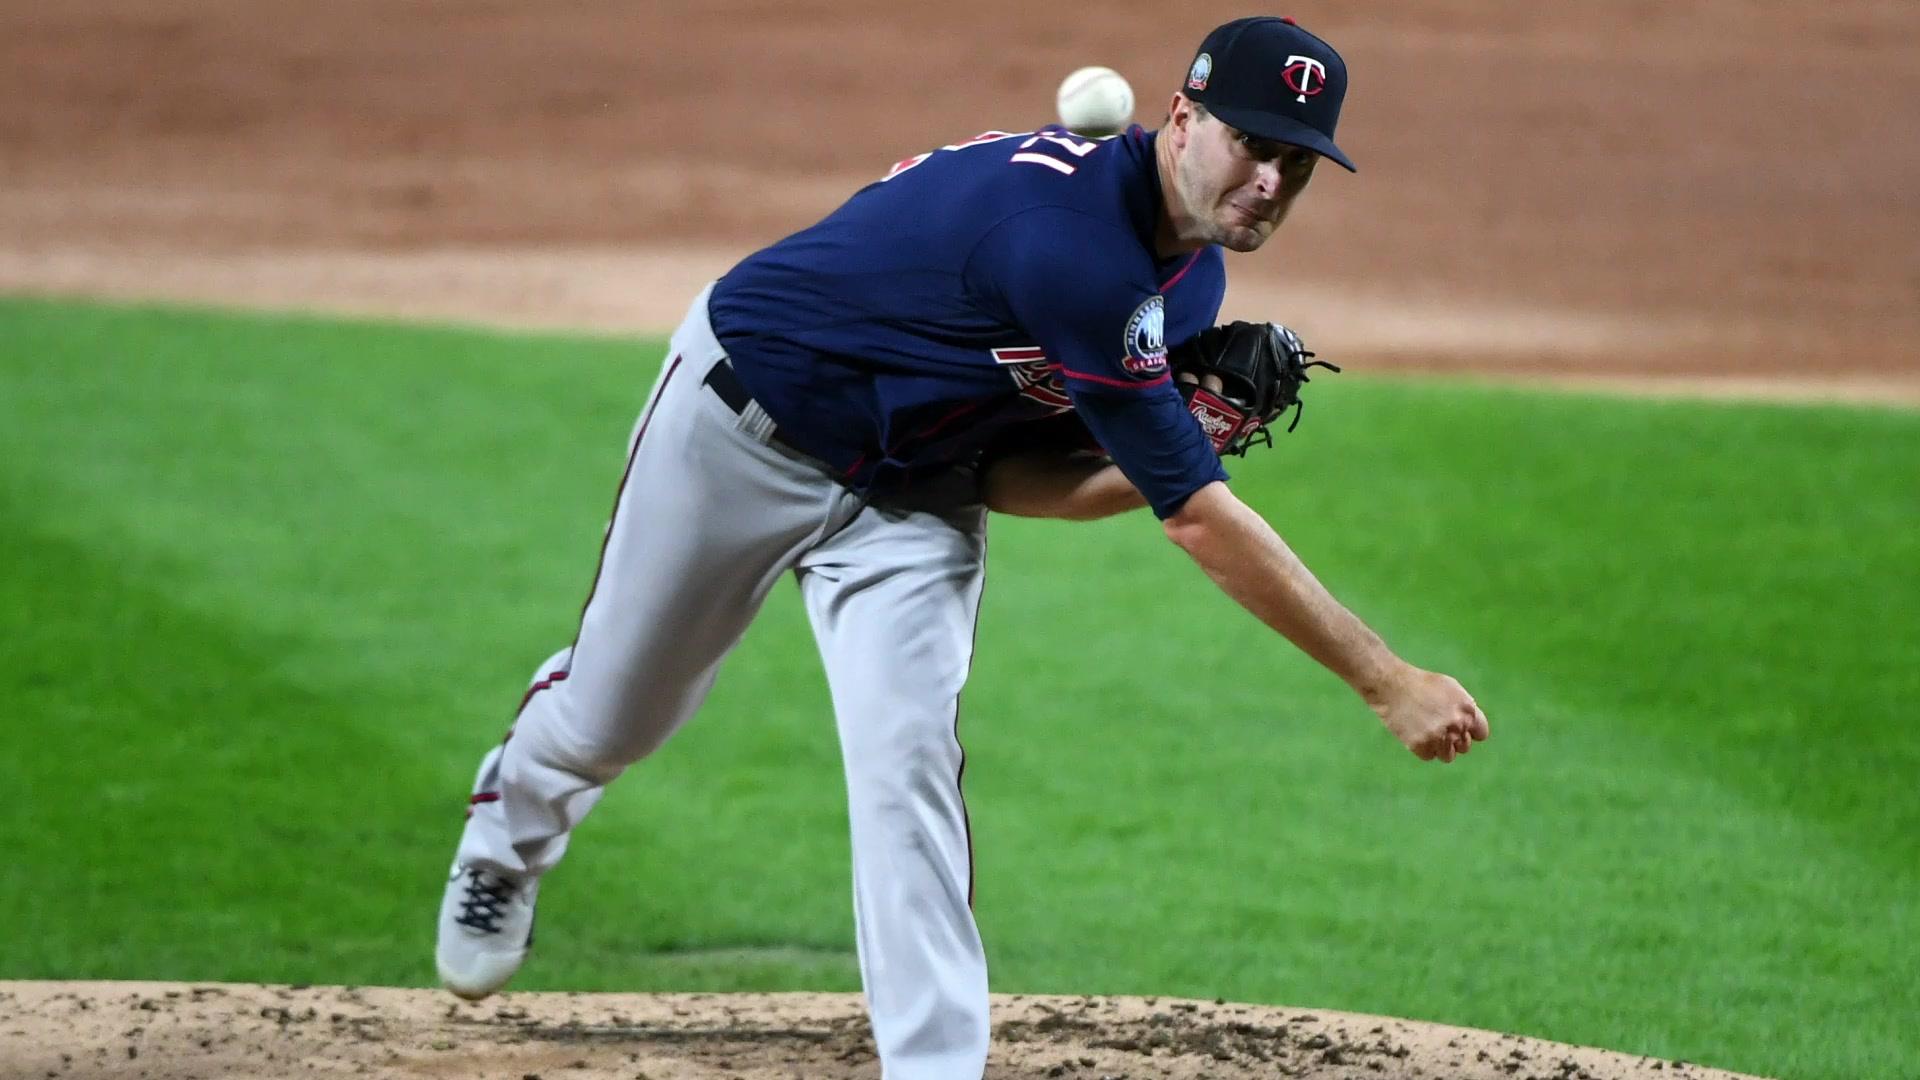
[1152,129,1208,259]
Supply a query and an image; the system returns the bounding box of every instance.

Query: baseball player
[437,16,1489,1080]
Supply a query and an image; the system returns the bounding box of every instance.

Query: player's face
[1175,113,1318,252]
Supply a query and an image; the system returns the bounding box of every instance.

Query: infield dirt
[1,0,1916,399]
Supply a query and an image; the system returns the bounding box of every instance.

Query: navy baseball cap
[1181,16,1355,172]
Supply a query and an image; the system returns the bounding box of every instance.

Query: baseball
[1055,66,1135,136]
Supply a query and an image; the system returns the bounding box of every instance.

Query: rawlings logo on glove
[1169,320,1339,455]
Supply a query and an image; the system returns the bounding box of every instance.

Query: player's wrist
[1347,653,1412,706]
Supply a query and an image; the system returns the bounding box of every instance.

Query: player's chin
[1215,222,1275,253]
[1210,206,1278,252]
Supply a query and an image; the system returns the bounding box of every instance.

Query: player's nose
[1251,159,1285,199]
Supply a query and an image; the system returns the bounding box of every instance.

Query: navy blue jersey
[708,126,1228,518]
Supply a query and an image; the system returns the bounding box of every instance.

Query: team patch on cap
[1122,296,1168,377]
[1186,52,1212,92]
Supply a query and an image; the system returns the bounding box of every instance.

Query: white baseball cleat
[436,861,539,1000]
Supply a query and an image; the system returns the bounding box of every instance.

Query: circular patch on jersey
[1186,52,1213,92]
[1122,295,1168,377]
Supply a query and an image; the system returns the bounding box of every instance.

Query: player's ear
[1165,92,1197,145]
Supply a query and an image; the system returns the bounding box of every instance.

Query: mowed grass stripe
[2,297,1914,1080]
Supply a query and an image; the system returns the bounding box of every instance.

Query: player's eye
[1235,132,1278,160]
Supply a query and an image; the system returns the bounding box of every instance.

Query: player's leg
[796,481,992,1080]
[456,381,826,879]
[439,286,865,998]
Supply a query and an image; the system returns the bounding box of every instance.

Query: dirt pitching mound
[0,981,1767,1080]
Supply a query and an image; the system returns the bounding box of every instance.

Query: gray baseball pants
[455,284,993,1079]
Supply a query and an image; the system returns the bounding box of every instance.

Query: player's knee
[563,714,677,776]
[843,710,964,796]
[508,692,664,782]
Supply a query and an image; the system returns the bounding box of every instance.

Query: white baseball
[1055,66,1135,136]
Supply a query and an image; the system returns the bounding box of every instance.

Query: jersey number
[882,130,1102,181]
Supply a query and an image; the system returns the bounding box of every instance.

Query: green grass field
[2,297,1915,1080]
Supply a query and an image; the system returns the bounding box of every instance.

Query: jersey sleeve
[964,206,1226,518]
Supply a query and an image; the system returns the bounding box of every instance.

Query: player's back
[712,127,1160,368]
[707,126,1223,483]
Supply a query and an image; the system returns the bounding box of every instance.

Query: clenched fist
[1366,665,1490,763]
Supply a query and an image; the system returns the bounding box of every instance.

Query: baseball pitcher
[437,16,1489,1080]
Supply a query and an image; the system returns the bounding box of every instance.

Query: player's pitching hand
[1366,665,1489,763]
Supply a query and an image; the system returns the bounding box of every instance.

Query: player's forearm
[1163,482,1402,695]
[980,454,1147,520]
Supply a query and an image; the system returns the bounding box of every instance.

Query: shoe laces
[455,868,518,934]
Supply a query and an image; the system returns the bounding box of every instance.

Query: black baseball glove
[1169,321,1340,455]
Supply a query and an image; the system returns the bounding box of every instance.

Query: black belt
[703,358,843,478]
[702,357,757,416]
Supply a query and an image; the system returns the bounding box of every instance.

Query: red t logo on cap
[1282,54,1327,103]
